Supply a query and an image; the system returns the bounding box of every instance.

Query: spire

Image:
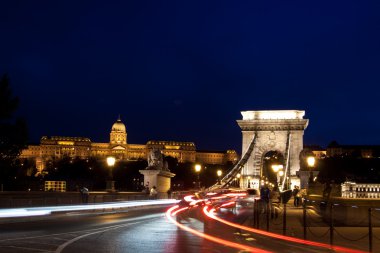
[117,114,121,121]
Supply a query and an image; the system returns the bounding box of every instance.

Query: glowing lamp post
[195,164,201,189]
[278,170,284,190]
[217,170,222,185]
[271,164,283,173]
[106,156,116,192]
[307,156,316,186]
[271,164,284,189]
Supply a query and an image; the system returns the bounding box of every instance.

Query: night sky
[1,1,380,153]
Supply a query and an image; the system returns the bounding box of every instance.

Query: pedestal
[139,170,175,198]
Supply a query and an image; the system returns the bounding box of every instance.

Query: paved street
[0,207,210,253]
[1,205,256,253]
[1,201,373,253]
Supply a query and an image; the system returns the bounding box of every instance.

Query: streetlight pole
[272,164,284,190]
[195,164,201,189]
[278,170,284,190]
[106,156,116,192]
[217,170,222,185]
[307,156,316,188]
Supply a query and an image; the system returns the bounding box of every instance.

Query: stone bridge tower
[237,110,308,189]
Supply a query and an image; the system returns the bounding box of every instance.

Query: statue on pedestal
[140,147,174,198]
[146,148,169,171]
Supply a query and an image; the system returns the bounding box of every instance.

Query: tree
[0,74,28,190]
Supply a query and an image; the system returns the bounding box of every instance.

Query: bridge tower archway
[237,110,309,190]
[261,150,285,187]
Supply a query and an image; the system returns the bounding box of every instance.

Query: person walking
[292,186,300,207]
[150,186,158,199]
[167,188,172,199]
[80,187,89,203]
[260,184,271,213]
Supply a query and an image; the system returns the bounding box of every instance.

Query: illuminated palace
[20,117,239,172]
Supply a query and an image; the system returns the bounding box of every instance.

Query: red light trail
[167,193,367,253]
[203,206,367,253]
[166,205,272,253]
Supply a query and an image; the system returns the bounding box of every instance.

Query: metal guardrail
[250,196,380,252]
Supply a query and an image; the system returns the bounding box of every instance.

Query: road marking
[55,221,142,253]
[0,214,162,242]
[0,212,163,252]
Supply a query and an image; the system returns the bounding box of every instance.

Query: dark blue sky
[1,1,380,152]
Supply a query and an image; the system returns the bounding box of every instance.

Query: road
[0,202,360,253]
[0,206,210,253]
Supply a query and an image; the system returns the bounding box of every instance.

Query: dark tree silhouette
[0,74,28,190]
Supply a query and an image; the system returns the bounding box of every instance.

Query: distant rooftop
[146,140,195,147]
[328,141,380,149]
[41,136,91,142]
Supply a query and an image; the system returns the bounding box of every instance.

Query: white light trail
[0,199,179,218]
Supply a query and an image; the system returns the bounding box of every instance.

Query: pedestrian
[150,186,158,199]
[142,184,150,195]
[292,186,300,207]
[167,188,172,199]
[80,187,89,203]
[260,184,270,213]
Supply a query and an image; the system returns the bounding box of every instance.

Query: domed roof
[111,117,126,132]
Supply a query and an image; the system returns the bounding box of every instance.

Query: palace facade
[20,117,239,172]
[327,141,380,158]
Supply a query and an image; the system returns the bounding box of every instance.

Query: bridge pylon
[208,110,308,192]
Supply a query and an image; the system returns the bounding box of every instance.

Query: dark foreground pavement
[0,202,376,253]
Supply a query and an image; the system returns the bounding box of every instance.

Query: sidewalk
[242,200,379,252]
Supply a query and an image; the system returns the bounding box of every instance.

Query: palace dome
[111,118,126,132]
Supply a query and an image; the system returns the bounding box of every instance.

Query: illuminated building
[20,117,239,173]
[327,141,380,158]
[341,181,380,198]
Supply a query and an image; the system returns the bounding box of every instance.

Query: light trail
[203,206,367,253]
[171,206,189,216]
[166,205,272,253]
[219,201,236,208]
[0,199,179,218]
[183,195,197,202]
[0,209,51,218]
[224,192,247,197]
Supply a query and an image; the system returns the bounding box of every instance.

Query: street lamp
[195,164,201,189]
[236,173,241,188]
[271,164,283,173]
[217,170,222,185]
[278,170,284,190]
[271,164,284,189]
[106,156,116,192]
[307,156,316,185]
